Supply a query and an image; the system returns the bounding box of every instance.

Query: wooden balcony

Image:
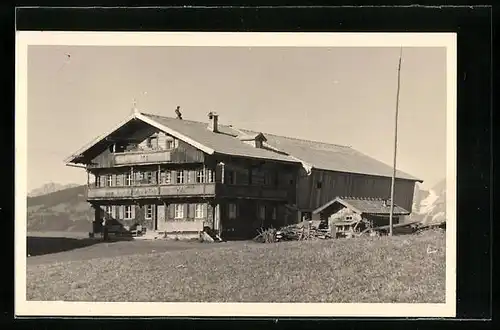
[87,183,216,200]
[113,150,172,165]
[215,184,290,201]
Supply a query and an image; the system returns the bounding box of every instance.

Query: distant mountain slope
[27,184,93,232]
[409,179,447,225]
[28,182,80,197]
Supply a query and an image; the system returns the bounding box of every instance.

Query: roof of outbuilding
[313,196,411,216]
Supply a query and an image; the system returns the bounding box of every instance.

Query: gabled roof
[64,111,422,182]
[64,112,299,165]
[313,196,410,216]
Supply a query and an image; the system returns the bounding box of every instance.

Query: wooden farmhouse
[64,109,422,240]
[312,197,411,238]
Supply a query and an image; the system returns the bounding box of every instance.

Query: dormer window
[238,132,267,149]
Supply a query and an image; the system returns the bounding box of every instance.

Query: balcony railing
[87,183,216,200]
[87,183,290,201]
[113,150,172,165]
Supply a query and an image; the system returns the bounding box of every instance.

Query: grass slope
[27,230,445,303]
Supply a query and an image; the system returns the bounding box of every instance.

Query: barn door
[157,204,167,231]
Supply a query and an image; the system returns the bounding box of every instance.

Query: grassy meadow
[26,230,446,303]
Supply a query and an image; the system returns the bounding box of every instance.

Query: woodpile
[253,220,334,243]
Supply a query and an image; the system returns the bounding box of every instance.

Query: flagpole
[389,46,403,237]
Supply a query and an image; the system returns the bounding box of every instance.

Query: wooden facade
[296,168,415,217]
[82,123,299,239]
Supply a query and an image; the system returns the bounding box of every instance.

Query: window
[206,169,213,183]
[147,137,158,149]
[176,171,185,184]
[228,203,237,219]
[164,171,172,184]
[264,173,272,186]
[125,205,133,219]
[258,205,266,220]
[196,169,205,183]
[145,205,153,219]
[105,206,112,217]
[126,173,132,186]
[316,181,322,189]
[272,207,277,220]
[146,172,154,184]
[166,139,175,149]
[106,175,113,187]
[174,204,184,219]
[227,170,236,185]
[115,175,122,186]
[195,204,204,219]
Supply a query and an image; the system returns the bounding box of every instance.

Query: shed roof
[313,196,410,216]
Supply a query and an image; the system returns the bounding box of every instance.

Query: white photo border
[15,31,457,318]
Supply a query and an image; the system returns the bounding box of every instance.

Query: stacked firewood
[253,221,334,243]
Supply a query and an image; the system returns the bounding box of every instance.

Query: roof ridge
[142,112,352,150]
[240,128,351,149]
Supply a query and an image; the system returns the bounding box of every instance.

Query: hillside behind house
[28,182,80,197]
[27,184,93,232]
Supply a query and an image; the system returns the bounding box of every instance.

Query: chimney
[207,111,219,133]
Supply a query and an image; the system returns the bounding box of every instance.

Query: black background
[2,4,494,329]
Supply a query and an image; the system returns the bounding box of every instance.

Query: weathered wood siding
[208,155,298,204]
[297,169,416,212]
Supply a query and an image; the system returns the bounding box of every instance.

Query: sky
[27,45,447,192]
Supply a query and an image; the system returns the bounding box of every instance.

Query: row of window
[145,136,179,150]
[98,169,214,187]
[103,203,207,220]
[224,169,283,186]
[103,203,277,221]
[226,203,277,220]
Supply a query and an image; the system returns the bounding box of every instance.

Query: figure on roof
[175,106,183,120]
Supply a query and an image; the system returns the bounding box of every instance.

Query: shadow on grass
[27,236,134,257]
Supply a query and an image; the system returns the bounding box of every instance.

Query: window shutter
[112,206,116,219]
[118,205,124,219]
[203,204,208,218]
[183,204,188,219]
[189,204,195,219]
[131,205,136,219]
[99,175,106,187]
[168,204,175,219]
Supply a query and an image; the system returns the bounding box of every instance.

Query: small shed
[312,197,411,236]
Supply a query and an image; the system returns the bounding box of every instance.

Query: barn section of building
[144,113,423,220]
[236,128,422,220]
